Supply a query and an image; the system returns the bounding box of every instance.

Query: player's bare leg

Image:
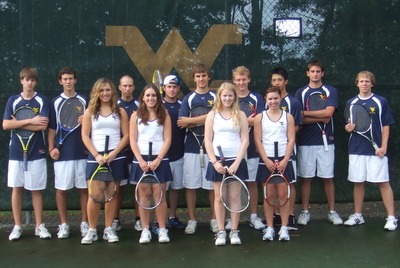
[247,181,259,214]
[213,182,225,230]
[186,188,197,221]
[353,182,365,214]
[79,188,88,222]
[11,187,24,227]
[31,190,44,228]
[379,182,395,216]
[323,178,335,211]
[104,182,120,227]
[169,189,180,218]
[56,190,68,224]
[300,177,312,210]
[209,189,216,220]
[155,184,168,228]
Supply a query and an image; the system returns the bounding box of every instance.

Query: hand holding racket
[152,70,163,96]
[306,91,329,151]
[189,104,211,168]
[135,142,162,210]
[217,145,249,213]
[89,135,117,203]
[57,97,85,150]
[344,103,379,151]
[14,106,37,171]
[263,141,290,208]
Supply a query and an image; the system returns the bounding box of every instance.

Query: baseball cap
[163,75,179,85]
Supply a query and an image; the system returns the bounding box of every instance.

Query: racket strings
[191,125,205,136]
[346,106,371,133]
[190,106,210,135]
[190,107,210,117]
[14,109,36,137]
[59,99,84,130]
[221,177,248,212]
[265,175,290,208]
[92,168,114,182]
[136,175,162,209]
[307,94,327,111]
[90,180,115,203]
[239,101,255,117]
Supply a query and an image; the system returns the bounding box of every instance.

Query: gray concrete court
[1,203,399,268]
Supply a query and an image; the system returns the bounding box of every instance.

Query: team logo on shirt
[76,106,83,113]
[33,108,39,114]
[208,100,214,106]
[281,106,287,111]
[369,107,376,114]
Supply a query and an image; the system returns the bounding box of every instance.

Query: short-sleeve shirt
[163,99,185,161]
[295,84,338,146]
[3,92,50,160]
[345,94,394,155]
[49,93,89,161]
[118,98,139,119]
[178,91,216,154]
[281,94,303,127]
[239,92,265,159]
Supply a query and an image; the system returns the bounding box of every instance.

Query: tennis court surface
[1,202,399,268]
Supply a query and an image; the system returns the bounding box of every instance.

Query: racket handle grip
[322,130,329,151]
[149,142,153,159]
[372,142,379,151]
[274,141,278,158]
[23,153,28,171]
[105,135,110,153]
[200,148,204,168]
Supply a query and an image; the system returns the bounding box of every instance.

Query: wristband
[212,160,218,165]
[157,157,162,161]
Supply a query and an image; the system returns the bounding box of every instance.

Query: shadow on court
[0,217,398,268]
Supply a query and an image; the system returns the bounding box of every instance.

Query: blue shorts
[129,155,173,183]
[86,152,128,181]
[256,156,296,184]
[205,157,249,182]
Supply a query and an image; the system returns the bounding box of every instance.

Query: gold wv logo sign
[105,25,242,90]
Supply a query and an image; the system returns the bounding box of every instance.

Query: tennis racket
[217,145,249,213]
[344,103,379,151]
[56,97,85,150]
[239,100,256,118]
[152,70,163,96]
[306,91,329,151]
[264,141,291,208]
[189,104,211,168]
[135,142,162,210]
[14,106,37,171]
[88,135,117,203]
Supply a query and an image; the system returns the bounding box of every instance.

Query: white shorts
[167,157,184,190]
[348,154,389,183]
[54,160,87,190]
[183,153,213,190]
[246,157,258,182]
[297,145,335,179]
[8,159,47,191]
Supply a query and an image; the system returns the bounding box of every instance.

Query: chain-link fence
[1,0,400,226]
